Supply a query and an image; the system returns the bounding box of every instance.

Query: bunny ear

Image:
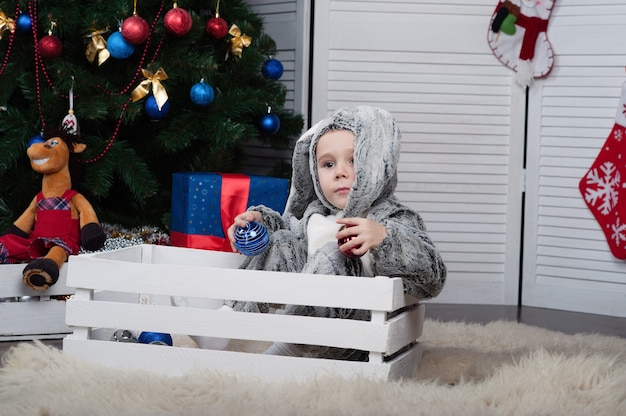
[284,120,324,219]
[61,76,79,134]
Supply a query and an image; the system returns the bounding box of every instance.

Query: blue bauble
[27,134,44,148]
[259,113,280,135]
[16,14,32,33]
[262,58,284,80]
[138,332,173,346]
[189,81,214,106]
[107,31,135,59]
[144,95,170,119]
[234,221,270,256]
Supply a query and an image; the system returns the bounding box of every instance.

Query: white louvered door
[522,2,626,317]
[309,0,626,316]
[310,0,523,305]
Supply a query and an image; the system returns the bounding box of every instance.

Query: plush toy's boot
[23,258,60,290]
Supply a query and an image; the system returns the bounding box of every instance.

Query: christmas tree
[0,0,304,231]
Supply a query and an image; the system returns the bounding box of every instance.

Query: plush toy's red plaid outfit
[0,189,80,263]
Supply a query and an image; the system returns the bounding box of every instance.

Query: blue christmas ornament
[16,13,32,33]
[234,221,270,256]
[259,112,280,135]
[262,58,284,80]
[27,134,45,148]
[138,332,173,346]
[145,95,170,119]
[189,80,214,106]
[107,31,135,59]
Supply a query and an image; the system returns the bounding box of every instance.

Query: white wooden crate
[0,263,74,341]
[63,244,425,382]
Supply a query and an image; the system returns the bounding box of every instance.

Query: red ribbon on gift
[170,173,251,252]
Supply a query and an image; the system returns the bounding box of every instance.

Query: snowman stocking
[579,82,626,259]
[488,0,556,87]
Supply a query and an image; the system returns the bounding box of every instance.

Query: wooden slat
[67,246,407,311]
[0,263,73,340]
[0,263,73,297]
[66,299,392,352]
[0,300,71,340]
[63,337,423,381]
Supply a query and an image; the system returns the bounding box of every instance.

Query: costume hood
[285,106,401,219]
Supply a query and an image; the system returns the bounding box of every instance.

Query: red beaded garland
[29,0,54,128]
[85,2,166,164]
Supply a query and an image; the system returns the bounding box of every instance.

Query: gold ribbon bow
[85,29,110,66]
[132,68,169,110]
[0,11,16,40]
[228,24,251,59]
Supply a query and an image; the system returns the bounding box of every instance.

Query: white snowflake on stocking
[583,161,620,215]
[611,217,626,248]
[614,129,623,142]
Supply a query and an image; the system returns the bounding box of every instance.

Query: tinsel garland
[79,223,171,253]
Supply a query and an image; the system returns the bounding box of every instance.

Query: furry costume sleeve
[368,199,446,299]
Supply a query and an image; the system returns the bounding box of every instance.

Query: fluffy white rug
[1,319,625,416]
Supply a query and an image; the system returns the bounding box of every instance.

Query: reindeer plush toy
[0,126,106,290]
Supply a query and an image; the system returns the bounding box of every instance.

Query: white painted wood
[63,337,422,381]
[310,0,523,305]
[522,2,626,317]
[66,299,405,352]
[63,245,424,381]
[0,263,73,297]
[0,301,70,340]
[67,246,411,311]
[0,263,73,340]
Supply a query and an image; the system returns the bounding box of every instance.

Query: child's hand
[336,217,387,257]
[227,211,263,253]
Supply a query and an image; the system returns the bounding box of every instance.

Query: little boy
[227,106,446,359]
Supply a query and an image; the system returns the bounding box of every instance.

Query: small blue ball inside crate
[234,221,270,256]
[137,331,173,346]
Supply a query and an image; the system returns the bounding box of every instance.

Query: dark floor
[424,303,626,338]
[1,304,624,364]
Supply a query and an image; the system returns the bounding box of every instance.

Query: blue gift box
[170,172,290,252]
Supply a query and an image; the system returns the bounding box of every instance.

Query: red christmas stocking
[579,82,626,259]
[487,0,556,87]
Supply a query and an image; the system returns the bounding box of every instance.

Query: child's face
[315,130,355,210]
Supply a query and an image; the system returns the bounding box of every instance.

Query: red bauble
[121,15,150,45]
[205,16,228,39]
[164,7,192,36]
[337,224,363,258]
[38,35,63,59]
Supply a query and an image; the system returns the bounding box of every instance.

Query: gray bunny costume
[232,106,446,359]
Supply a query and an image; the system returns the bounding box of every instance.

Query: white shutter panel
[312,0,524,304]
[522,2,626,317]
